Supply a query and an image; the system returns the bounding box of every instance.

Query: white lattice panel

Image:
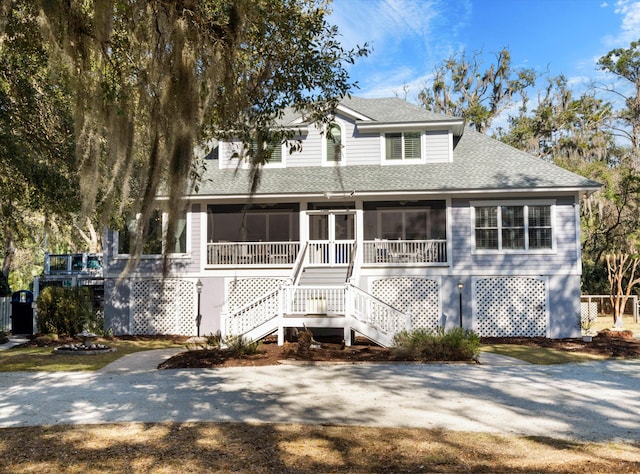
[226,278,287,312]
[370,277,440,330]
[131,279,196,335]
[474,277,547,337]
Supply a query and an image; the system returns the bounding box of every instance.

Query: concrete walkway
[0,335,29,351]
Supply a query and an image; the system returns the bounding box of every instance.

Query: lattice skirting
[370,277,440,330]
[130,279,196,335]
[474,277,547,337]
[226,278,287,313]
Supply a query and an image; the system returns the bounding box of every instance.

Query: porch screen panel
[335,213,355,240]
[245,214,267,241]
[211,213,243,242]
[268,213,293,241]
[309,214,329,240]
[404,210,427,240]
[380,211,402,239]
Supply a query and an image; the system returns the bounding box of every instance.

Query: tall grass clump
[392,327,480,361]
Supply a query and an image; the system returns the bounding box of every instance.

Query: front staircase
[221,244,410,347]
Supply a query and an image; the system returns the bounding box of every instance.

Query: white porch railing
[363,239,447,264]
[284,286,346,315]
[223,288,281,338]
[223,282,410,347]
[0,297,10,332]
[347,284,410,338]
[207,242,300,266]
[206,240,444,266]
[307,241,354,265]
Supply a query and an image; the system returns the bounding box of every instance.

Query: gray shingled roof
[341,96,460,122]
[193,98,601,198]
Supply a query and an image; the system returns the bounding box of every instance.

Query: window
[118,209,188,255]
[248,137,282,164]
[385,132,421,161]
[474,203,553,251]
[326,123,342,163]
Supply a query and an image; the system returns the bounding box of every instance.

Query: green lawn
[480,344,605,364]
[0,338,184,372]
[592,313,640,334]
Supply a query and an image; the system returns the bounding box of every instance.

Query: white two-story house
[101,97,601,345]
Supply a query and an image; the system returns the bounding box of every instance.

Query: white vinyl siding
[424,131,452,163]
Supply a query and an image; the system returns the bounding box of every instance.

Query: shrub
[224,334,260,356]
[0,272,10,297]
[36,287,94,336]
[392,327,480,362]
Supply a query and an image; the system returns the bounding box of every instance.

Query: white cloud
[611,0,640,45]
[328,0,471,98]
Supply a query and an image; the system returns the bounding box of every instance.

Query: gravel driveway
[1,360,639,442]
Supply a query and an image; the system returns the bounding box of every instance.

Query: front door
[308,211,355,265]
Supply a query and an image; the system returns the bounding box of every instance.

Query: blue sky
[328,0,640,101]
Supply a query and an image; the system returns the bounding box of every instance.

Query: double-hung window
[473,202,553,251]
[385,132,422,161]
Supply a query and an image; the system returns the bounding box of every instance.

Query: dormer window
[385,132,421,161]
[247,137,283,166]
[326,123,342,162]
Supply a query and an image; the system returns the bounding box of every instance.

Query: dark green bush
[0,272,10,297]
[392,327,480,361]
[36,286,94,336]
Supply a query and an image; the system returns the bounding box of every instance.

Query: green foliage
[34,0,369,264]
[188,331,260,356]
[224,334,260,357]
[0,331,8,344]
[36,286,95,336]
[392,327,481,362]
[0,272,10,297]
[418,47,537,133]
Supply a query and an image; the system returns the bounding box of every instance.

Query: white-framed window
[117,209,189,256]
[384,131,422,162]
[247,137,284,167]
[472,201,554,252]
[324,122,344,165]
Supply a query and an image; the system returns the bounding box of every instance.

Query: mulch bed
[159,332,640,369]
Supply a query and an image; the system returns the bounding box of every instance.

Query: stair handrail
[345,241,358,283]
[346,283,411,338]
[290,241,309,286]
[222,287,281,338]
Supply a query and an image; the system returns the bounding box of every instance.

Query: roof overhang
[355,119,466,136]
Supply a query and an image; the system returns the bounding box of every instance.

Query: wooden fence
[580,295,638,323]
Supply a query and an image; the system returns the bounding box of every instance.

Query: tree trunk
[2,234,15,280]
[606,253,640,328]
